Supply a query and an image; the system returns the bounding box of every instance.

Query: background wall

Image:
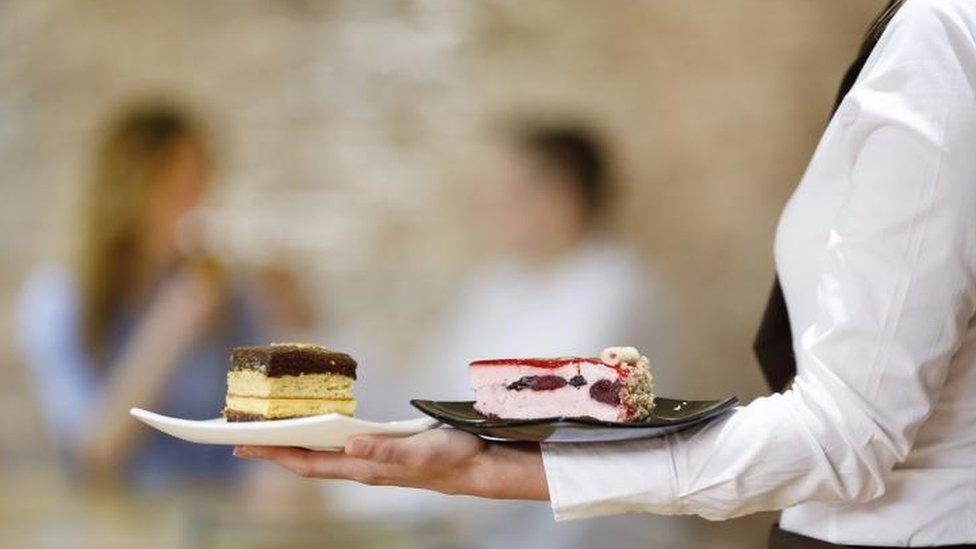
[0,0,882,544]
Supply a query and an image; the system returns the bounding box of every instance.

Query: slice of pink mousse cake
[469,347,654,422]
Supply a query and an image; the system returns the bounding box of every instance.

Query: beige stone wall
[0,0,883,471]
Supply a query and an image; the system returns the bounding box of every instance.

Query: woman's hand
[156,262,227,337]
[234,428,550,501]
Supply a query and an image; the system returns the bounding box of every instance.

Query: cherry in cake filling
[506,375,571,391]
[504,374,622,406]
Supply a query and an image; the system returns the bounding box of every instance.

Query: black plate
[410,396,738,443]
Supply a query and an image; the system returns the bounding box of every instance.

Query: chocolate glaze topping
[230,343,357,379]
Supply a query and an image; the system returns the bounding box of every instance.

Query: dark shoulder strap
[753,0,906,393]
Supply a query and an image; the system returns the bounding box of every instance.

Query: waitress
[235,1,976,547]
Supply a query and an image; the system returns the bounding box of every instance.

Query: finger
[346,429,483,467]
[234,445,359,479]
[345,434,443,466]
[345,435,405,464]
[233,445,265,459]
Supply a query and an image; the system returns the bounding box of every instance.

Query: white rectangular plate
[130,408,440,451]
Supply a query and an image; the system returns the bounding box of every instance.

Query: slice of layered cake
[224,343,357,422]
[469,347,654,422]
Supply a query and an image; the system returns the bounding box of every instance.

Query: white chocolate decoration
[601,346,641,366]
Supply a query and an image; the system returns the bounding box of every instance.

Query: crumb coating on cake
[620,355,655,420]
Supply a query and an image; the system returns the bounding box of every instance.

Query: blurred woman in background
[16,102,263,488]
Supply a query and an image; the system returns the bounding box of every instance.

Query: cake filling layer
[473,385,624,422]
[225,395,356,418]
[505,374,592,391]
[227,370,353,399]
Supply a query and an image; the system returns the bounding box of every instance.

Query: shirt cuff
[541,435,681,521]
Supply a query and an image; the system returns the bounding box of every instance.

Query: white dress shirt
[542,0,976,545]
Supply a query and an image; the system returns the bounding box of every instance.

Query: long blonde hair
[76,102,203,361]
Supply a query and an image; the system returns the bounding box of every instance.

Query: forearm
[82,308,202,475]
[543,388,897,521]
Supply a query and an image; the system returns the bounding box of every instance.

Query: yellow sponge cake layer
[228,370,353,399]
[225,396,356,420]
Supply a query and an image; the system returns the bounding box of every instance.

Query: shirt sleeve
[543,0,976,521]
[16,268,100,461]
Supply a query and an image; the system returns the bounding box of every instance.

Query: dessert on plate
[469,346,654,422]
[224,343,357,422]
